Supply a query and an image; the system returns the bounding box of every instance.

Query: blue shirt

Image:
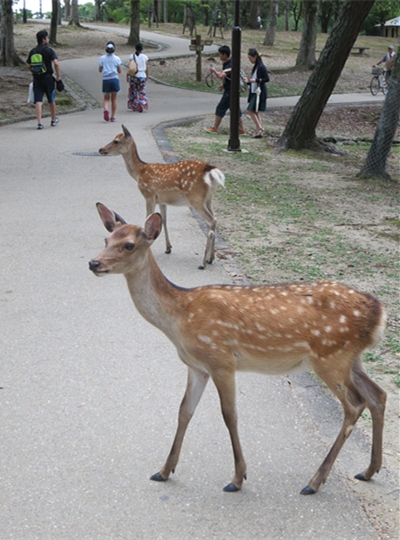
[99,53,122,80]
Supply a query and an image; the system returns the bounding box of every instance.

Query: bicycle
[370,67,389,96]
[205,66,247,92]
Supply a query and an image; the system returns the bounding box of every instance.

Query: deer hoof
[198,264,205,270]
[354,472,369,482]
[165,247,172,254]
[223,482,240,492]
[300,485,317,495]
[150,472,167,482]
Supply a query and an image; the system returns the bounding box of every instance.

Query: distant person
[98,41,122,122]
[243,49,269,138]
[26,29,61,130]
[257,15,263,29]
[127,43,149,113]
[373,45,396,84]
[205,45,245,135]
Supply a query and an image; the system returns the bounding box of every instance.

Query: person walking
[243,48,269,138]
[204,45,245,135]
[373,45,396,84]
[98,41,122,122]
[26,29,61,130]
[127,43,149,113]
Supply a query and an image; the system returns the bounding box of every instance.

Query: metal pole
[228,0,241,152]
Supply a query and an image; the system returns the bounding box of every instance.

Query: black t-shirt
[223,59,231,92]
[27,44,58,77]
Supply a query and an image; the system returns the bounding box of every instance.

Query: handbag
[127,56,138,77]
[27,82,34,104]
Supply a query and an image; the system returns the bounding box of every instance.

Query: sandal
[252,129,264,139]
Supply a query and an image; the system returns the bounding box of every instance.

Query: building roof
[384,16,400,27]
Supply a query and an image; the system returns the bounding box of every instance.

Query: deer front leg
[159,204,172,254]
[151,366,209,483]
[212,369,247,492]
[197,202,216,270]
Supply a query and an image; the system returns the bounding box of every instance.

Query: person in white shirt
[127,43,149,113]
[373,45,396,84]
[98,41,122,122]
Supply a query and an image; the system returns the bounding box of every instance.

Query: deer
[98,125,225,269]
[89,203,387,496]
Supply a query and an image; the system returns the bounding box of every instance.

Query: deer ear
[96,202,117,232]
[122,124,131,140]
[144,213,162,242]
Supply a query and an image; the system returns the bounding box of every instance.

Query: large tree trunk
[128,0,140,47]
[50,0,58,44]
[296,0,319,70]
[0,0,21,66]
[94,0,101,21]
[277,0,375,152]
[249,0,260,29]
[284,0,290,31]
[263,0,278,46]
[69,0,81,26]
[65,0,71,20]
[359,46,400,181]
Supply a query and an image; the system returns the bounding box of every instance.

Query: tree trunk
[296,0,319,70]
[359,46,400,181]
[128,0,140,47]
[65,0,71,20]
[263,0,278,46]
[163,0,168,23]
[69,0,81,26]
[292,1,303,31]
[277,0,375,152]
[94,0,101,21]
[201,1,210,26]
[50,0,58,44]
[284,0,289,31]
[249,0,259,29]
[0,0,21,66]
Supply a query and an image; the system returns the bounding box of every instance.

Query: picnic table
[352,46,370,55]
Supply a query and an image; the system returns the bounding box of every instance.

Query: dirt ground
[2,21,399,539]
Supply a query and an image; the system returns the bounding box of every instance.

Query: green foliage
[79,2,95,20]
[363,0,400,36]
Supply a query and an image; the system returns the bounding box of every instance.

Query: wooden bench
[352,47,370,55]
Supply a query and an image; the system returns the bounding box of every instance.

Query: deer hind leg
[212,369,247,492]
[351,360,386,482]
[195,199,217,270]
[151,366,209,483]
[158,204,172,254]
[301,361,367,495]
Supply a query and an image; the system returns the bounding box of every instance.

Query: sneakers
[205,127,218,133]
[103,110,109,122]
[50,117,59,127]
[37,123,43,130]
[110,117,116,122]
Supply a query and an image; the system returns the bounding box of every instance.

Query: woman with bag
[98,41,122,122]
[127,43,149,113]
[243,49,269,138]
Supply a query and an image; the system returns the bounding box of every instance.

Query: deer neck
[124,250,182,340]
[122,140,145,180]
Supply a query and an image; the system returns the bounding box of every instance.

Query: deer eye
[124,243,135,251]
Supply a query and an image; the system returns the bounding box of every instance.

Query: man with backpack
[27,29,61,130]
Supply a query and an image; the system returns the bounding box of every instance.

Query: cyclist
[373,45,396,85]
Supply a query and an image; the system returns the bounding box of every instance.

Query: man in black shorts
[27,29,61,130]
[205,45,245,135]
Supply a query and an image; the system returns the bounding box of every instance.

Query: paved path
[0,28,392,540]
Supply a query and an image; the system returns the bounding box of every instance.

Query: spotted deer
[89,204,387,495]
[99,125,225,269]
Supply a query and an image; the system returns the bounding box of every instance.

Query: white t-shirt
[129,53,148,77]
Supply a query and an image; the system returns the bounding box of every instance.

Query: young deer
[99,125,225,269]
[89,204,387,495]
